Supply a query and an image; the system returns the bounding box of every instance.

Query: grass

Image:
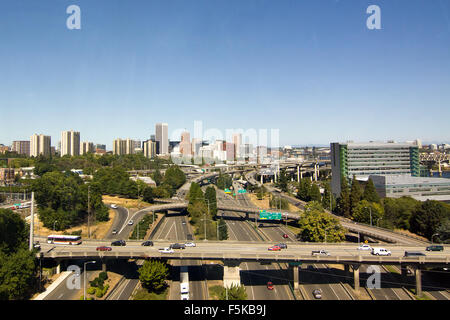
[209,285,224,300]
[384,265,400,274]
[133,287,168,300]
[408,288,433,300]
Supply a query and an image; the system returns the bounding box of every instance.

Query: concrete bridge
[37,240,449,295]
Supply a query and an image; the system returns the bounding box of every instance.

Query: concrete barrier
[33,271,72,300]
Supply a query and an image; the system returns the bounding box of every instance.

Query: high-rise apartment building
[113,139,127,155]
[331,141,420,196]
[155,123,168,155]
[30,134,51,157]
[143,140,156,159]
[60,130,80,156]
[81,142,95,154]
[12,141,30,156]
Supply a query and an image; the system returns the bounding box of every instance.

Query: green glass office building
[331,142,420,196]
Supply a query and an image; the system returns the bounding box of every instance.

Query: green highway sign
[288,262,302,266]
[238,189,247,194]
[259,210,282,220]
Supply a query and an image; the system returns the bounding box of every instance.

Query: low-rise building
[370,174,450,202]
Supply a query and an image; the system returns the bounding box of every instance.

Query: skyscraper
[143,140,156,159]
[60,130,80,156]
[81,142,95,154]
[180,131,192,156]
[232,133,242,159]
[30,134,51,157]
[155,123,168,155]
[113,139,127,155]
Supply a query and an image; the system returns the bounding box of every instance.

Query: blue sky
[0,0,449,149]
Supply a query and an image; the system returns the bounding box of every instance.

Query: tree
[216,173,232,190]
[275,169,289,192]
[436,218,450,244]
[322,182,335,212]
[142,186,155,204]
[362,179,380,203]
[219,284,247,300]
[336,176,351,218]
[162,165,186,196]
[138,259,169,292]
[204,186,217,219]
[382,197,420,230]
[308,184,322,202]
[352,200,384,225]
[0,209,37,300]
[152,169,163,186]
[297,178,311,201]
[187,183,204,205]
[297,202,346,242]
[410,200,450,240]
[349,175,362,217]
[218,218,228,240]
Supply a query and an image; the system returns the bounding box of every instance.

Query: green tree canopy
[362,178,380,203]
[309,183,322,202]
[336,176,351,218]
[297,202,346,242]
[349,175,363,216]
[219,284,247,300]
[410,200,450,240]
[352,200,384,225]
[138,259,169,292]
[297,178,311,201]
[204,186,218,219]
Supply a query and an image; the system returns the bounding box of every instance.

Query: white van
[371,247,391,256]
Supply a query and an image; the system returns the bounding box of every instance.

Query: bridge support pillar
[292,265,299,290]
[102,260,107,272]
[223,260,241,288]
[400,264,408,282]
[344,264,350,283]
[352,264,360,291]
[414,266,422,297]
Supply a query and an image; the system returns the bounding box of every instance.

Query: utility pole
[29,192,34,251]
[88,185,91,239]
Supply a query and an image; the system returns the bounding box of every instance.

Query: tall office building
[30,134,51,157]
[232,133,242,159]
[81,142,95,154]
[180,131,191,156]
[155,123,168,155]
[330,141,420,196]
[12,141,30,156]
[143,140,156,159]
[60,130,80,156]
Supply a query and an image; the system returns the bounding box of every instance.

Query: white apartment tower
[30,134,51,157]
[60,130,80,156]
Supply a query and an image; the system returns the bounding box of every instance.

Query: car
[96,246,112,251]
[312,289,322,299]
[268,245,281,251]
[357,244,372,251]
[182,221,186,225]
[187,234,193,240]
[276,243,287,249]
[159,247,174,254]
[111,204,118,209]
[282,234,289,239]
[311,249,330,256]
[111,229,118,235]
[404,251,426,257]
[111,240,126,246]
[170,243,186,250]
[267,281,274,290]
[371,247,391,256]
[128,220,134,225]
[184,242,196,247]
[426,245,444,251]
[258,224,264,228]
[33,241,41,250]
[141,241,153,246]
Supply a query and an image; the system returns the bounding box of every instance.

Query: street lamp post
[84,261,96,300]
[53,220,58,232]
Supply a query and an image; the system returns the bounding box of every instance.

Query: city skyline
[1,1,449,147]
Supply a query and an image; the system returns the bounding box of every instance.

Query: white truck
[180,266,189,300]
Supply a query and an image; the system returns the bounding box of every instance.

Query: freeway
[217,189,293,300]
